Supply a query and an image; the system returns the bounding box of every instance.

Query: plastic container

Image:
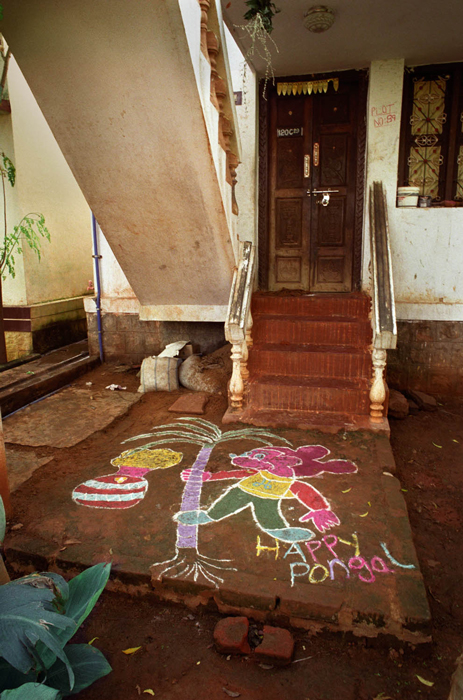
[418,195,432,208]
[397,186,420,207]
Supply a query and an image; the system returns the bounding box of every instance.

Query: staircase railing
[224,241,256,415]
[369,181,397,423]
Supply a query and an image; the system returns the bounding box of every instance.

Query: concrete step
[0,345,100,417]
[249,375,371,415]
[249,343,372,381]
[252,315,372,347]
[252,293,371,318]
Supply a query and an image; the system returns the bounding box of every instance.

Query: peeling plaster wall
[363,59,463,322]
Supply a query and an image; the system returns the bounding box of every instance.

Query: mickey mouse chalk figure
[175,445,357,542]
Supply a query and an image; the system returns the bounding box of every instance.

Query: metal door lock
[307,189,339,206]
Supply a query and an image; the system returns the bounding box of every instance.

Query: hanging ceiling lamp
[304,5,335,33]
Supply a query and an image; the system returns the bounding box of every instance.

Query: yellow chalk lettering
[338,533,360,557]
[256,535,279,560]
[309,564,329,584]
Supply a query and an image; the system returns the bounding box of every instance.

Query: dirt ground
[4,364,463,699]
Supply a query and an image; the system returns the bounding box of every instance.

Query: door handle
[304,154,310,178]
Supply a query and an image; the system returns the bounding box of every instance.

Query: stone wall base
[4,297,88,361]
[86,312,226,364]
[387,320,463,396]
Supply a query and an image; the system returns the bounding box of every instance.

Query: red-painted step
[249,343,372,381]
[252,315,372,347]
[252,292,371,319]
[249,375,371,415]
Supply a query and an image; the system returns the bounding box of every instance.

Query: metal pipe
[91,213,104,363]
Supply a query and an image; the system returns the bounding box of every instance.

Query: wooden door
[268,77,360,292]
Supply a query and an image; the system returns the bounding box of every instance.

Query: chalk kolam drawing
[122,418,293,584]
[72,448,183,509]
[176,445,357,543]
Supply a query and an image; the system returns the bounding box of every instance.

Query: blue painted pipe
[91,213,104,363]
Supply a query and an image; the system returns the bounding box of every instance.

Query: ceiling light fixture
[304,5,335,33]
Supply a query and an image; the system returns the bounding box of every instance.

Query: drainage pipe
[91,213,104,363]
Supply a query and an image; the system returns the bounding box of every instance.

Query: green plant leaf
[63,563,110,635]
[36,564,110,672]
[0,580,75,687]
[0,683,61,699]
[0,657,36,693]
[46,644,111,696]
[1,154,15,187]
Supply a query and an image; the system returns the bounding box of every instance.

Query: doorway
[258,72,367,292]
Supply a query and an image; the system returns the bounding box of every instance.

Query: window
[398,64,463,203]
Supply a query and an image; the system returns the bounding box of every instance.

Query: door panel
[268,77,359,293]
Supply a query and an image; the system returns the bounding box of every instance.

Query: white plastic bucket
[397,186,420,207]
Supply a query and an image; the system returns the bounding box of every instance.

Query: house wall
[84,19,250,361]
[226,27,258,245]
[363,59,463,395]
[1,57,92,360]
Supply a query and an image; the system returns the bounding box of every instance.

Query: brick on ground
[388,389,409,419]
[407,389,438,412]
[213,616,251,655]
[254,625,294,665]
[168,393,209,415]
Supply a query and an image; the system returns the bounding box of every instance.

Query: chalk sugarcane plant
[122,418,291,585]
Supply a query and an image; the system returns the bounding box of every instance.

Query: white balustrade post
[240,338,249,384]
[246,310,253,349]
[229,342,244,410]
[370,348,387,423]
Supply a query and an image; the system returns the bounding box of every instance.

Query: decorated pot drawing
[72,448,183,509]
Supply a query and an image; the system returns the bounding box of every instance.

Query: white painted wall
[363,59,463,322]
[3,57,92,306]
[225,26,258,245]
[2,0,237,314]
[0,110,27,306]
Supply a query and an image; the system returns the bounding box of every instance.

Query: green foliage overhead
[0,151,50,282]
[1,156,14,187]
[244,0,280,33]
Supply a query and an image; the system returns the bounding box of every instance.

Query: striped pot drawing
[72,448,183,509]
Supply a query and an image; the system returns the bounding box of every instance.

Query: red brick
[254,625,294,665]
[168,393,208,415]
[213,616,251,655]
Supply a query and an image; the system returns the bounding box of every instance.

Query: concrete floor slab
[3,386,141,448]
[6,447,53,491]
[2,384,430,643]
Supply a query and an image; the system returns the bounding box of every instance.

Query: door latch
[307,189,339,206]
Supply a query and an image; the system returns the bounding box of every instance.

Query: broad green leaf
[0,581,75,688]
[63,564,110,634]
[0,657,36,692]
[46,644,111,696]
[1,683,61,699]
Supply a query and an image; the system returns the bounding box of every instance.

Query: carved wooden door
[268,78,359,292]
